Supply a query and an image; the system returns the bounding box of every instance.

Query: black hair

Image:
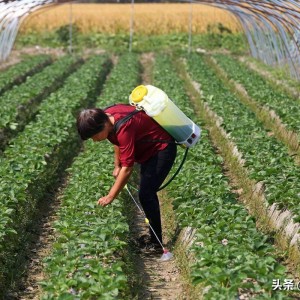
[76,108,109,140]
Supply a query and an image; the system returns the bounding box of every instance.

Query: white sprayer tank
[129,85,201,148]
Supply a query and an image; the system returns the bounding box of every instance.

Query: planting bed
[1,51,299,299]
[40,53,141,299]
[0,55,83,150]
[153,53,291,299]
[0,54,52,96]
[0,54,111,295]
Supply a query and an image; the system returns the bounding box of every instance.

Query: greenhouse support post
[188,1,193,54]
[69,1,73,54]
[129,0,134,52]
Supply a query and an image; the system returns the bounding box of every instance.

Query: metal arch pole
[129,0,134,52]
[188,0,193,54]
[69,1,73,54]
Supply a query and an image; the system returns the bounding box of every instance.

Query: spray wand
[125,184,173,262]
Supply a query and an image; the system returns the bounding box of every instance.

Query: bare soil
[129,203,184,300]
[140,52,155,84]
[125,53,186,299]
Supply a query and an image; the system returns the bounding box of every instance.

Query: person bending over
[76,103,177,248]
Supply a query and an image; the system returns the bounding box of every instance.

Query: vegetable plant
[40,53,141,299]
[0,55,111,295]
[187,53,300,222]
[152,53,289,299]
[0,54,52,96]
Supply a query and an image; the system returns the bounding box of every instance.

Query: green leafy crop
[40,53,141,299]
[153,53,289,299]
[0,55,111,295]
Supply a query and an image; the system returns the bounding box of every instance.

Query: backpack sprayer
[127,85,201,261]
[129,85,201,148]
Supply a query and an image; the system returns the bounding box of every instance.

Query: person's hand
[97,195,114,206]
[112,166,121,178]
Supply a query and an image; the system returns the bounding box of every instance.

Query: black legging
[138,143,177,243]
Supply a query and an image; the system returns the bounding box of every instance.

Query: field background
[17,4,246,54]
[21,3,241,35]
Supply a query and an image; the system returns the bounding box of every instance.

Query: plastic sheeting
[0,0,300,79]
[0,0,54,61]
[189,0,300,79]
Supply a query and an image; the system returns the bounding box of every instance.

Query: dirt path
[130,206,184,300]
[125,53,185,300]
[140,52,155,84]
[0,47,66,71]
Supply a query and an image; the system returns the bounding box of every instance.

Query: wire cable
[158,147,189,191]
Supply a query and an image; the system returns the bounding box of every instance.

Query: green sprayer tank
[129,85,201,148]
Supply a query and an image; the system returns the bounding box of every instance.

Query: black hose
[158,147,189,191]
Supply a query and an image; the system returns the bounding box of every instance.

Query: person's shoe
[144,241,162,253]
[146,237,162,252]
[137,235,162,251]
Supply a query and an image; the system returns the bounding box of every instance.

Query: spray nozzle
[159,248,173,262]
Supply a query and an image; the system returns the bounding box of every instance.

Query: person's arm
[113,145,121,178]
[99,121,135,206]
[98,166,133,206]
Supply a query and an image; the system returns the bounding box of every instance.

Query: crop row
[0,54,52,96]
[152,54,289,299]
[40,53,141,299]
[0,55,111,294]
[205,55,300,160]
[242,57,300,98]
[0,55,82,150]
[186,53,300,223]
[213,53,300,135]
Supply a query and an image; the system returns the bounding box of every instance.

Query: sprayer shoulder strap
[140,139,177,144]
[113,109,140,133]
[108,105,176,144]
[103,104,139,133]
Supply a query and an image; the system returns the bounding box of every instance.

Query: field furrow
[0,54,52,96]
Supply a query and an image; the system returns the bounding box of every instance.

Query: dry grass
[20,3,241,35]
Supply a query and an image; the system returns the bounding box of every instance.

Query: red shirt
[105,104,173,167]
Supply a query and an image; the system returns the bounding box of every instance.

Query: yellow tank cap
[130,85,148,102]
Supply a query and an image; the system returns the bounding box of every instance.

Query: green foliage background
[16,27,247,54]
